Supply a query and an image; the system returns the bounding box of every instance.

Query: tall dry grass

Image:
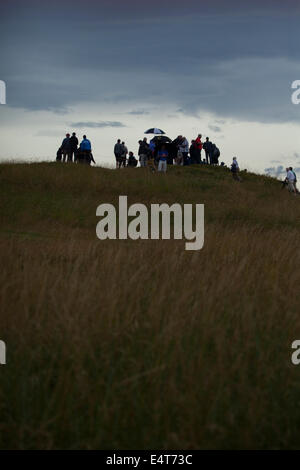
[0,162,300,449]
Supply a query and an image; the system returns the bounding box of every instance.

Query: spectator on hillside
[178,136,189,165]
[203,137,213,164]
[61,133,71,162]
[286,167,297,194]
[114,139,123,168]
[127,152,138,167]
[195,134,203,162]
[121,141,128,168]
[69,132,78,162]
[149,138,156,155]
[56,147,62,162]
[289,167,299,193]
[189,140,199,164]
[157,145,168,173]
[138,138,149,167]
[231,157,241,181]
[211,143,220,165]
[79,135,93,164]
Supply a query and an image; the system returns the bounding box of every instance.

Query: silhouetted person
[114,139,123,168]
[231,157,241,181]
[138,138,149,167]
[127,151,138,167]
[121,141,128,167]
[189,140,200,164]
[203,137,213,164]
[61,133,71,162]
[69,132,78,162]
[56,147,62,162]
[211,143,220,165]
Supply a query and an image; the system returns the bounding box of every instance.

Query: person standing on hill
[114,139,123,168]
[203,137,213,164]
[121,141,128,168]
[157,145,168,173]
[289,167,299,193]
[61,133,71,162]
[179,136,189,165]
[80,135,92,164]
[195,134,203,162]
[286,167,296,194]
[211,143,220,165]
[231,157,241,181]
[69,132,78,162]
[189,140,199,164]
[138,138,149,167]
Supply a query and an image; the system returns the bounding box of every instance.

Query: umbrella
[151,135,172,144]
[144,128,165,135]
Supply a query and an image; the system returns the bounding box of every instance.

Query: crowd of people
[55,131,299,195]
[113,134,224,173]
[56,133,96,165]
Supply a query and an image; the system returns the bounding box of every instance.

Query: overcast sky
[1,0,300,175]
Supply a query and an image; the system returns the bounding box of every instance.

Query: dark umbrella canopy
[150,135,175,165]
[151,135,172,144]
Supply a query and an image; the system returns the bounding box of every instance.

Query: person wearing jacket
[203,137,213,164]
[138,138,149,167]
[79,135,92,164]
[178,136,189,165]
[69,132,78,162]
[231,157,241,181]
[189,140,200,164]
[61,133,71,163]
[195,134,203,162]
[286,167,296,194]
[289,167,299,193]
[114,139,123,168]
[121,141,128,168]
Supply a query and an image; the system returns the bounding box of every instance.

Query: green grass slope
[0,162,300,449]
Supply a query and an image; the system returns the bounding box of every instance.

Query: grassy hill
[1,162,300,449]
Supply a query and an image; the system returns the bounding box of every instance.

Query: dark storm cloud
[70,121,126,128]
[1,0,300,123]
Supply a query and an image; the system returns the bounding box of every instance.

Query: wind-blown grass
[0,162,300,449]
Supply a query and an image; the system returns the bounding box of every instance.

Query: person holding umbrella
[157,145,168,173]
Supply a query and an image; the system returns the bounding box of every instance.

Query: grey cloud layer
[1,2,300,123]
[70,121,126,128]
